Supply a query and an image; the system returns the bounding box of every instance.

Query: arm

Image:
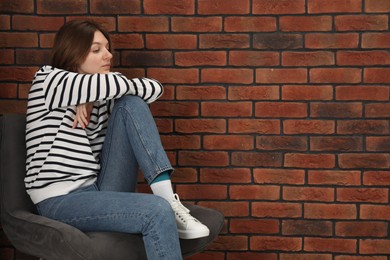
[41,67,163,111]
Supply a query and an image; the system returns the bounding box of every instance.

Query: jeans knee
[148,196,175,224]
[117,95,146,109]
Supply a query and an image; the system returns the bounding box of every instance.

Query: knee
[148,196,175,224]
[116,95,146,108]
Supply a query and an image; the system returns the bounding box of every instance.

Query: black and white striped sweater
[25,66,163,204]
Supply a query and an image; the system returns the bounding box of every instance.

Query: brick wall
[1,0,390,259]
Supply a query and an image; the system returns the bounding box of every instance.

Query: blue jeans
[36,95,181,260]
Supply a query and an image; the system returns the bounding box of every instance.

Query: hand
[73,102,94,129]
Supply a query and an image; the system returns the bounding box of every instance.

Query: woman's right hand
[73,102,93,129]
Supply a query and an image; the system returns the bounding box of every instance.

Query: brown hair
[50,20,111,72]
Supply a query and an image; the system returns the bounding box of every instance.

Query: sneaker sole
[178,229,210,239]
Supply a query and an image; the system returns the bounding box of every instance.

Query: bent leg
[36,185,182,260]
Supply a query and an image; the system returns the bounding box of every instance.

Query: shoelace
[171,194,196,223]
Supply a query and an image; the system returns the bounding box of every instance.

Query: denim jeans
[36,95,181,260]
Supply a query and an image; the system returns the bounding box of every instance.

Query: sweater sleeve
[41,67,163,110]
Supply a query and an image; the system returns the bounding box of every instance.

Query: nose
[104,48,113,60]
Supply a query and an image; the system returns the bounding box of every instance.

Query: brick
[284,120,335,134]
[282,85,333,100]
[362,33,390,48]
[0,32,37,48]
[37,0,87,14]
[175,119,226,133]
[251,236,302,251]
[0,100,27,114]
[229,119,280,134]
[200,34,250,49]
[257,136,307,151]
[204,135,253,150]
[229,85,279,100]
[254,33,303,49]
[118,17,168,32]
[337,188,388,203]
[366,137,390,152]
[308,0,362,13]
[200,168,251,183]
[335,15,388,31]
[252,202,302,218]
[225,17,276,32]
[116,68,145,79]
[202,101,252,117]
[202,69,253,84]
[305,203,356,219]
[310,68,361,83]
[285,153,335,169]
[284,187,334,202]
[282,220,332,236]
[178,151,229,166]
[67,16,117,32]
[0,84,17,98]
[231,219,279,234]
[255,102,307,118]
[232,152,283,167]
[40,33,55,48]
[0,49,14,64]
[281,254,332,260]
[310,102,362,118]
[171,168,197,183]
[198,201,249,217]
[198,0,249,14]
[19,83,31,98]
[256,68,307,83]
[337,51,390,66]
[360,239,390,254]
[159,85,174,100]
[0,67,37,81]
[160,135,200,150]
[90,0,140,14]
[188,252,225,260]
[280,16,332,32]
[305,237,356,253]
[177,85,226,100]
[176,184,227,200]
[309,170,361,186]
[366,103,390,118]
[151,101,198,117]
[0,0,33,13]
[228,252,277,260]
[336,222,388,237]
[311,136,362,152]
[337,120,389,134]
[110,34,144,49]
[229,51,279,66]
[336,85,389,101]
[335,256,387,260]
[172,17,222,32]
[12,15,63,31]
[306,33,359,49]
[0,15,10,30]
[361,205,390,220]
[339,154,390,169]
[144,0,194,15]
[122,51,172,67]
[253,0,305,14]
[146,34,196,49]
[148,68,198,84]
[254,169,305,185]
[364,171,390,186]
[208,236,248,251]
[364,68,390,83]
[282,51,334,66]
[16,49,51,65]
[230,185,280,200]
[365,0,390,12]
[175,51,226,66]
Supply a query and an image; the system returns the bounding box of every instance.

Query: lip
[103,64,111,68]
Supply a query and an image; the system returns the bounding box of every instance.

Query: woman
[25,20,209,260]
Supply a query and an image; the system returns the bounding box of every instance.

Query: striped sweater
[25,66,163,204]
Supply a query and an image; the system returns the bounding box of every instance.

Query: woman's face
[78,30,112,74]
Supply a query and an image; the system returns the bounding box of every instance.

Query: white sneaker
[170,194,210,239]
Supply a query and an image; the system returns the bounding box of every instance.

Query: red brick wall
[1,0,390,259]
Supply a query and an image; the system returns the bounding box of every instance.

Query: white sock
[150,180,175,203]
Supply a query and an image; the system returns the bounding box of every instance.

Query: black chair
[0,114,224,260]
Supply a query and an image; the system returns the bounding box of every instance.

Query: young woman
[25,20,209,259]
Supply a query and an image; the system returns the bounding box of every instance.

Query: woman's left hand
[73,102,94,129]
